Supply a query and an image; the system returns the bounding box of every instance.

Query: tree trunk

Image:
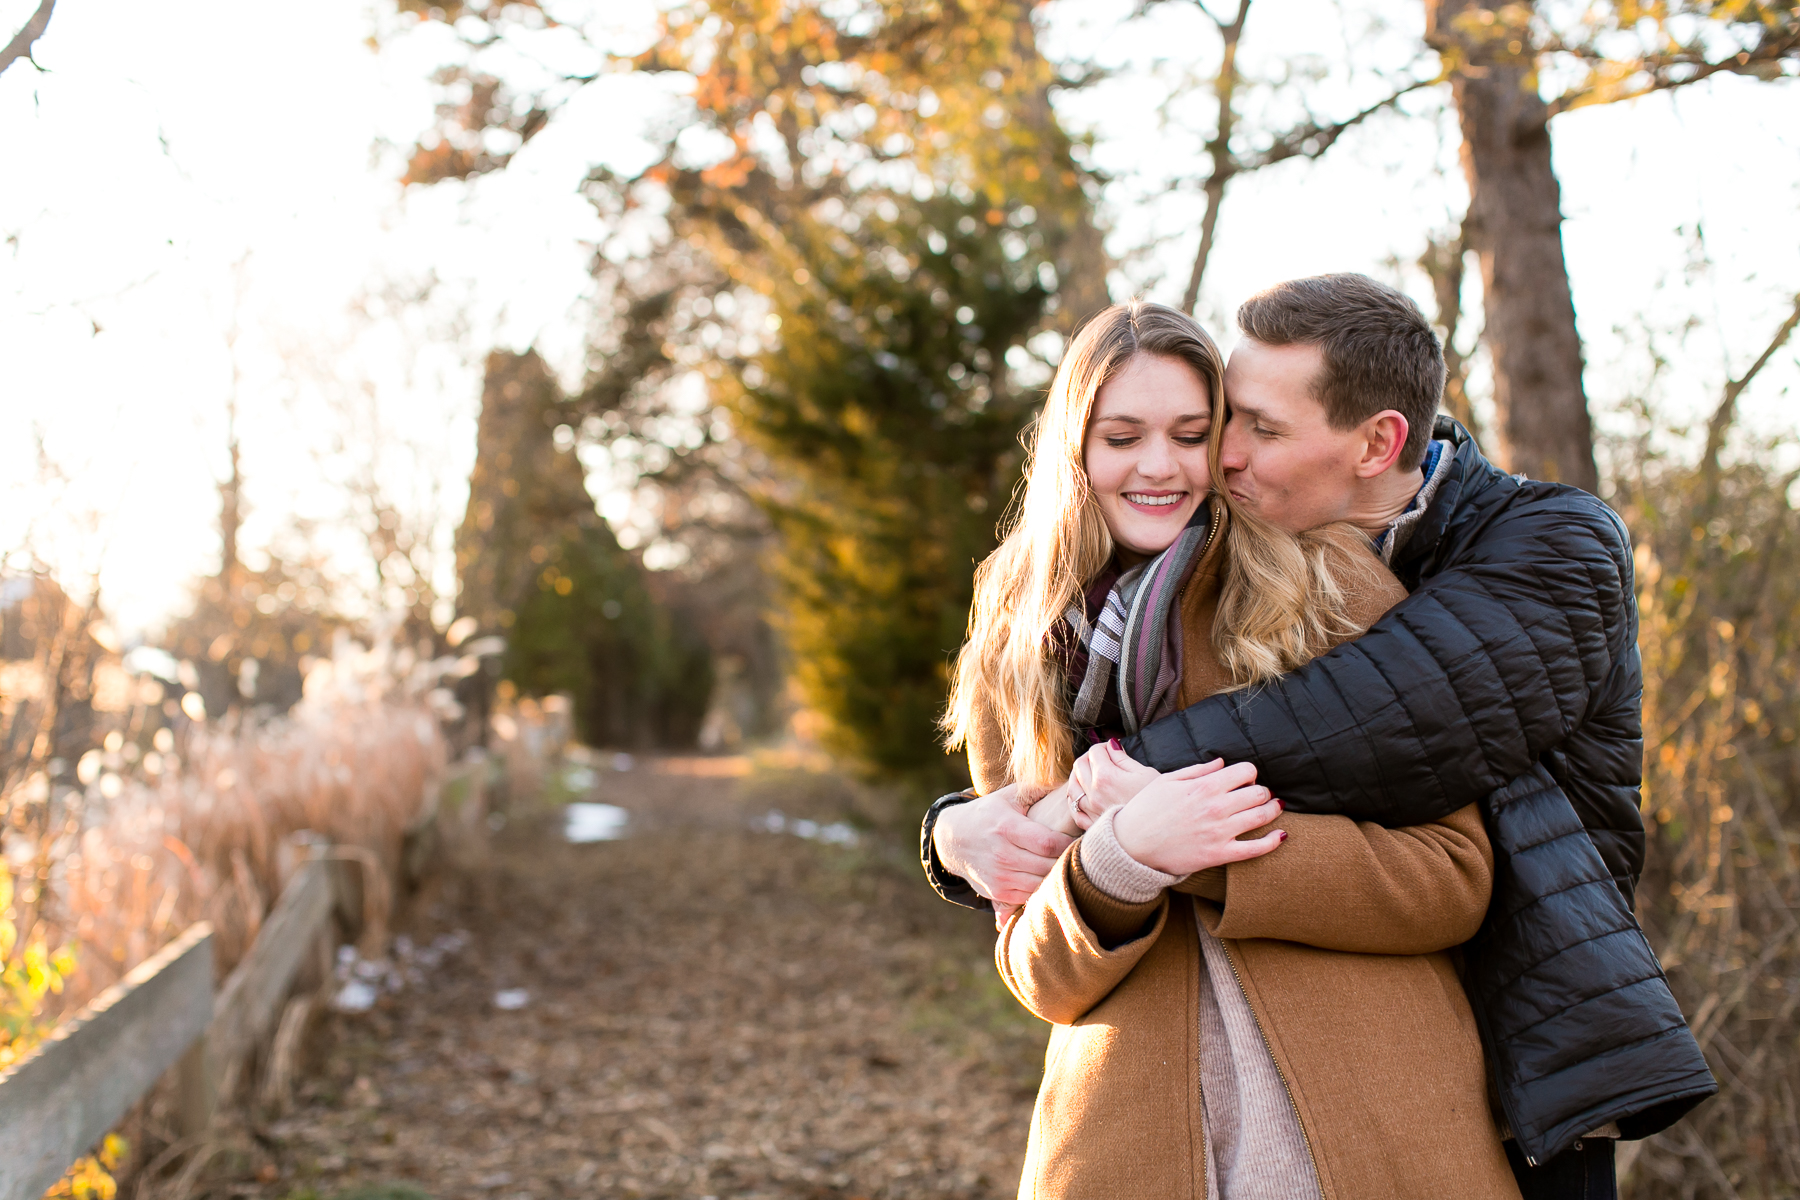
[1427,0,1597,493]
[1419,221,1481,442]
[218,404,242,584]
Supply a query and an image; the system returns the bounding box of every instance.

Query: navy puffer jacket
[1119,417,1715,1163]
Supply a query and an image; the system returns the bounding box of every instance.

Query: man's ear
[1352,411,1410,479]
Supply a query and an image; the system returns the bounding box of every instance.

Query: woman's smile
[1123,490,1187,510]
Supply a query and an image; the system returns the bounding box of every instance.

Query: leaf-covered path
[242,759,1045,1200]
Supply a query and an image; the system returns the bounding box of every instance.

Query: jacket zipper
[1199,502,1221,563]
[1172,503,1222,618]
[1192,905,1209,1200]
[1209,907,1323,1189]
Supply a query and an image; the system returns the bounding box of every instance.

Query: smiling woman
[1083,353,1213,556]
[942,301,1230,791]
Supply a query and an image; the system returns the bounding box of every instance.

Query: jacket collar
[1388,415,1503,584]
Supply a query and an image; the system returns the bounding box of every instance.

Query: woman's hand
[1068,740,1163,828]
[1024,780,1084,837]
[1111,760,1286,877]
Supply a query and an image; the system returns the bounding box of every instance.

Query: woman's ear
[1353,411,1410,479]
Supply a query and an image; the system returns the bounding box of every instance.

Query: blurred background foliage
[3,0,1799,1194]
[409,0,1109,791]
[1607,306,1800,1188]
[454,349,713,748]
[735,192,1058,792]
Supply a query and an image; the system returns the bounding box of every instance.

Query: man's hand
[933,783,1074,909]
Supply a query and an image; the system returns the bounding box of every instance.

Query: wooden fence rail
[0,759,486,1200]
[0,922,213,1200]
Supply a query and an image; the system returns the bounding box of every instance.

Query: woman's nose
[1136,437,1178,480]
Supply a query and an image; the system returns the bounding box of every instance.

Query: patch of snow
[493,988,531,1010]
[754,809,859,847]
[565,802,630,843]
[815,822,859,847]
[332,979,378,1012]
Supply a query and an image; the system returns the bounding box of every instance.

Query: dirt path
[235,760,1046,1200]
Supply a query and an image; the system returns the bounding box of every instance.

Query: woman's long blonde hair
[943,301,1372,789]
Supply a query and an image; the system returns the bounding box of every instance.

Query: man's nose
[1218,423,1249,473]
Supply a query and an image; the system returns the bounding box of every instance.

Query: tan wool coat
[976,502,1521,1200]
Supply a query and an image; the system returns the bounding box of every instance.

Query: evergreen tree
[721,194,1055,789]
[455,350,711,748]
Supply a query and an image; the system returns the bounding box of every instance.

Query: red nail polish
[1108,737,1122,750]
[1278,830,1289,842]
[1276,800,1284,811]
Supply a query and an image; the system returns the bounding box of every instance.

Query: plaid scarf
[1065,502,1219,735]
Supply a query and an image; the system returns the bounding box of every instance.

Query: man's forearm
[1124,506,1634,826]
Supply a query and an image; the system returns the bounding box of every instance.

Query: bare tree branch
[1545,30,1800,120]
[1179,0,1250,314]
[1245,76,1438,169]
[0,0,55,78]
[1419,218,1481,440]
[1179,60,1433,313]
[1702,290,1800,505]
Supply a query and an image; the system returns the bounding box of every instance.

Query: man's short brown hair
[1236,274,1445,470]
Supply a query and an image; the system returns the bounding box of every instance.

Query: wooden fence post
[175,1032,214,1141]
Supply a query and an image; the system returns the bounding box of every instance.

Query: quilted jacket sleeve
[1124,486,1637,827]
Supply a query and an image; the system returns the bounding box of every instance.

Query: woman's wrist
[1080,807,1180,903]
[1110,800,1163,872]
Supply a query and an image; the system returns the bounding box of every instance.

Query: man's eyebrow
[1230,402,1286,428]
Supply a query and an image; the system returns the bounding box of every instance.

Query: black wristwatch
[919,790,993,912]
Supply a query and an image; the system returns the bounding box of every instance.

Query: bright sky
[3,0,1796,635]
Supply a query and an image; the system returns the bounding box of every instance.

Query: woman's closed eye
[1102,432,1209,448]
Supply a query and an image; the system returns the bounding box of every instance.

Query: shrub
[727,193,1061,799]
[1610,419,1800,1195]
